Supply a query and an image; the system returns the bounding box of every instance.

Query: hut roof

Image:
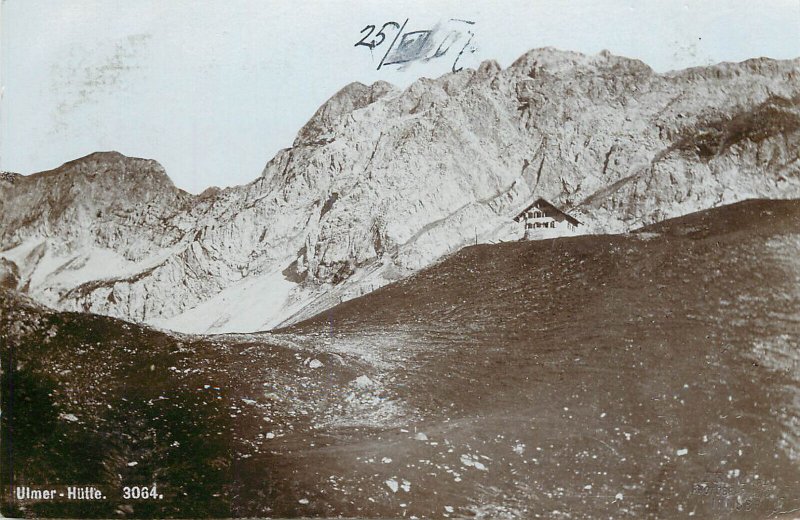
[513,198,582,226]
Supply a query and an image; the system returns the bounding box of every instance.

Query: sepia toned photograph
[1,1,799,518]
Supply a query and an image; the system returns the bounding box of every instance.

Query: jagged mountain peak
[295,80,397,146]
[69,150,128,163]
[668,55,800,80]
[31,150,179,188]
[507,47,653,77]
[8,151,187,211]
[0,149,191,264]
[3,48,800,334]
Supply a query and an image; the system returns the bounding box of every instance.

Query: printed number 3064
[122,485,162,500]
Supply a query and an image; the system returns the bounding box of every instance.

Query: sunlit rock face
[2,49,799,332]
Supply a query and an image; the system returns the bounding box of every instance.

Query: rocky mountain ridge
[1,48,799,332]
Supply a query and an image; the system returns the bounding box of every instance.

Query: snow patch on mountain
[157,269,297,333]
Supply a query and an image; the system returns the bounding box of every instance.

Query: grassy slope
[0,293,374,518]
[279,199,800,519]
[1,199,798,519]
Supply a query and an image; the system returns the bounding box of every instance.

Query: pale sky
[1,0,799,193]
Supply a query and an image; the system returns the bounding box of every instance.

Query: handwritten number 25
[355,22,400,49]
